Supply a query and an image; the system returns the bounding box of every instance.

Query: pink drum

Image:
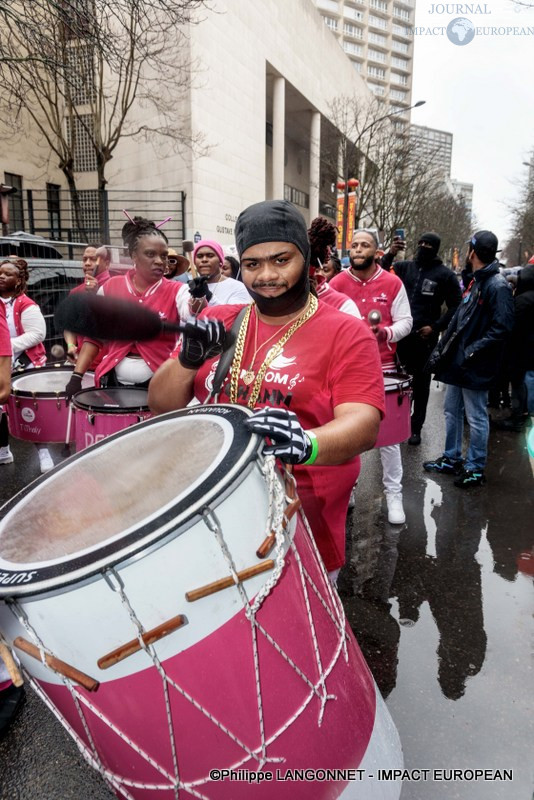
[72,387,152,452]
[375,373,412,448]
[7,367,94,443]
[0,406,402,800]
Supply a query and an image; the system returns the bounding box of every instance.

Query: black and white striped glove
[245,408,313,464]
[179,317,227,369]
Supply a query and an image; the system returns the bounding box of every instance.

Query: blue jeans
[525,370,534,415]
[443,384,489,471]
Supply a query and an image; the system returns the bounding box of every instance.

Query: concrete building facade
[0,0,374,248]
[313,0,416,120]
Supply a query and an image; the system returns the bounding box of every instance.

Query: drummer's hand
[188,276,213,302]
[245,408,312,464]
[65,372,83,400]
[66,344,78,363]
[371,325,388,344]
[178,317,227,369]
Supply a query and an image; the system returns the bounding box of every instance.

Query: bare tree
[0,0,208,238]
[503,175,534,264]
[325,95,454,247]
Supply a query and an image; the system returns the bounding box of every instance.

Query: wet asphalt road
[0,385,533,800]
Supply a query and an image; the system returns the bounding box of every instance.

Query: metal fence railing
[2,188,185,257]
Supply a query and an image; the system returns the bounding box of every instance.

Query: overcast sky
[410,0,534,249]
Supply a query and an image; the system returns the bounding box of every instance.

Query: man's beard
[350,254,375,272]
[248,267,310,317]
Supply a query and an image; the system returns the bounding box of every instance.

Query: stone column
[309,111,321,220]
[272,76,285,199]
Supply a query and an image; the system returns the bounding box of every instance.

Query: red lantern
[336,181,346,191]
[347,178,359,189]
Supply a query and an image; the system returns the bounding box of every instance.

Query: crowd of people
[0,200,532,739]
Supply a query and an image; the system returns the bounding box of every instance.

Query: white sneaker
[38,449,54,474]
[386,492,406,525]
[0,446,13,465]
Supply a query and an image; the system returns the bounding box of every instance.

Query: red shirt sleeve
[0,303,12,357]
[327,315,385,416]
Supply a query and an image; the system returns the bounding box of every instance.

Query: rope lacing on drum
[7,600,123,800]
[104,568,181,800]
[7,455,353,798]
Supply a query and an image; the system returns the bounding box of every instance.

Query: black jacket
[511,265,534,371]
[382,253,462,333]
[428,261,515,389]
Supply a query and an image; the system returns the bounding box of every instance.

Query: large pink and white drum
[375,373,412,448]
[0,405,402,800]
[72,387,152,452]
[7,366,94,443]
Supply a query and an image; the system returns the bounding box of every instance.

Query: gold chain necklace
[242,309,298,386]
[229,294,318,408]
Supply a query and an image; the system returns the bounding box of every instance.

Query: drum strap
[208,306,248,402]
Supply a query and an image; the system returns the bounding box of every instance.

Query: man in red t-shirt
[0,303,11,403]
[149,200,385,582]
[330,230,412,524]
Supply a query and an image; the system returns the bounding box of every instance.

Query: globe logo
[446,17,475,46]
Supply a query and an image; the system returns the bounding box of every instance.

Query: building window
[352,61,362,73]
[390,72,408,86]
[72,189,100,238]
[368,83,385,96]
[369,14,388,31]
[391,40,410,54]
[370,0,388,11]
[284,185,309,209]
[344,7,364,22]
[3,173,24,231]
[392,23,410,37]
[390,88,407,102]
[343,41,363,56]
[343,22,363,38]
[369,31,387,46]
[65,44,95,105]
[393,6,411,21]
[367,65,386,79]
[65,114,97,172]
[46,184,62,239]
[391,56,409,70]
[323,16,338,32]
[368,49,386,63]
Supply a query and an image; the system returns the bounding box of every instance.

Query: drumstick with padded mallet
[54,293,235,349]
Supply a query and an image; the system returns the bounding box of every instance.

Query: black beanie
[418,232,441,255]
[235,200,310,267]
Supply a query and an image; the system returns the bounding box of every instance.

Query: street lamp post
[339,100,426,255]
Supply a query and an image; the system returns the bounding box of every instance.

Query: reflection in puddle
[423,478,442,558]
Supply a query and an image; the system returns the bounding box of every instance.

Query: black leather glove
[245,408,313,464]
[65,372,83,400]
[188,276,213,302]
[179,317,227,369]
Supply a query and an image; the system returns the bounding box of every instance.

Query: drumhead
[383,373,411,392]
[72,387,149,412]
[0,405,260,595]
[11,367,94,395]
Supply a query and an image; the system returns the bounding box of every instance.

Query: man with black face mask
[149,200,385,584]
[389,232,462,446]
